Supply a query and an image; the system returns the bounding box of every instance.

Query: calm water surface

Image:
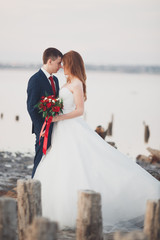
[0,69,160,158]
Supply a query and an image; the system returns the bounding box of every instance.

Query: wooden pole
[0,197,17,240]
[144,199,160,240]
[17,179,42,240]
[76,190,103,240]
[114,231,147,240]
[26,216,58,240]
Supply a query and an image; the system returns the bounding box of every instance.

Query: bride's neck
[67,74,75,83]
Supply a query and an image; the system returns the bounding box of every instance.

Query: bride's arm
[52,83,84,122]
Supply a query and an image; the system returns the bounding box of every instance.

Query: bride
[34,50,160,232]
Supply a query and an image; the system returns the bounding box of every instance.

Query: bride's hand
[52,115,61,122]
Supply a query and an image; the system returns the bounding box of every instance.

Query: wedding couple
[27,47,160,232]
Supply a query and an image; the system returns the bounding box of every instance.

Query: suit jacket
[27,69,59,136]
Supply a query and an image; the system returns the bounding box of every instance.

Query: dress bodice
[59,87,76,114]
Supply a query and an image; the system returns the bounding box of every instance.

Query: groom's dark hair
[43,48,63,64]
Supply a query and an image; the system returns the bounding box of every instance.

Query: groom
[27,47,63,178]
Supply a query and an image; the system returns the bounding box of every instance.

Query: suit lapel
[38,69,53,94]
[38,69,59,97]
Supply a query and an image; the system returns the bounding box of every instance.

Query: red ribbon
[39,116,53,155]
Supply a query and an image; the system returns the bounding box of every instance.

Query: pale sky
[0,0,160,65]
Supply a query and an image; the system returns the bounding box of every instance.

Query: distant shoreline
[0,63,160,74]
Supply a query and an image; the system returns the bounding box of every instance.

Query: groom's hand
[41,130,45,137]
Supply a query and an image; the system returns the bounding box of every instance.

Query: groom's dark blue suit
[27,69,59,178]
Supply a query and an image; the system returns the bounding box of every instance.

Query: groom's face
[49,56,62,73]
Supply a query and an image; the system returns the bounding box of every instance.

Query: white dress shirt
[41,67,56,91]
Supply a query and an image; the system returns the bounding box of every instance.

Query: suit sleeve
[27,76,44,135]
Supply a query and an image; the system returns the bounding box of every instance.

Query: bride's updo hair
[63,51,87,101]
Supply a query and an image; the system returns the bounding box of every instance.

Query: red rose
[46,103,52,108]
[43,106,47,111]
[54,106,60,112]
[49,96,53,100]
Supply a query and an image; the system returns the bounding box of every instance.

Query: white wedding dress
[34,87,160,232]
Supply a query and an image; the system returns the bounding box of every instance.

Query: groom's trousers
[32,123,53,178]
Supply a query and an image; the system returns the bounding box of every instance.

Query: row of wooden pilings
[0,179,159,240]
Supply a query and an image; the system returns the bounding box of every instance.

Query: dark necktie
[49,76,56,96]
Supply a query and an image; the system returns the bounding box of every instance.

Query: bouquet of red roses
[35,94,63,154]
[35,95,63,119]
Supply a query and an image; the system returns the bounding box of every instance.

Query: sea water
[0,68,159,158]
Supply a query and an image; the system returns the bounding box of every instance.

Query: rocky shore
[0,150,159,240]
[136,147,160,181]
[0,151,33,197]
[0,149,160,197]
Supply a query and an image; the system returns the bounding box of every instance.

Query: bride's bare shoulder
[72,78,83,89]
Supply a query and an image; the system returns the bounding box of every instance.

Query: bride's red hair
[63,51,87,101]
